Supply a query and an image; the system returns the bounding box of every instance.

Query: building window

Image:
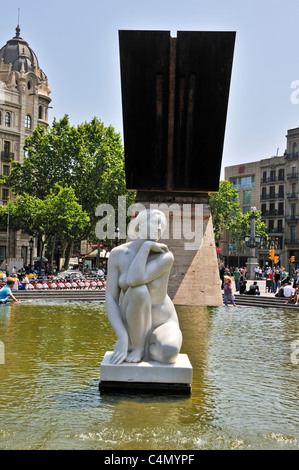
[277,219,283,232]
[5,112,11,127]
[291,226,296,241]
[278,185,284,198]
[242,206,251,214]
[2,189,9,202]
[0,110,2,125]
[278,202,284,215]
[278,168,285,181]
[230,175,255,190]
[270,170,275,181]
[262,171,267,182]
[3,165,9,176]
[293,142,298,156]
[261,203,267,215]
[27,81,31,90]
[38,106,43,120]
[243,190,251,205]
[3,141,10,158]
[292,182,297,196]
[25,115,31,129]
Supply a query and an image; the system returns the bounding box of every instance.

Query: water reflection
[0,301,299,449]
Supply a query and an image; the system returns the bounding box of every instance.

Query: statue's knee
[149,342,180,364]
[161,343,180,363]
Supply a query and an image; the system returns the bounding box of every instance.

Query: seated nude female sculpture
[105,209,183,365]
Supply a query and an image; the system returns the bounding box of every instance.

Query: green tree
[1,115,135,267]
[228,209,267,243]
[209,180,267,250]
[209,180,240,240]
[0,186,90,268]
[2,115,135,235]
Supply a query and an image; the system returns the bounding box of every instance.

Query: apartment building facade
[223,126,299,269]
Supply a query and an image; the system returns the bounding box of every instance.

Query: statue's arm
[126,241,173,287]
[105,252,129,364]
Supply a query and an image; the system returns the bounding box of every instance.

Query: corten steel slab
[119,30,235,193]
[173,31,235,192]
[119,30,170,191]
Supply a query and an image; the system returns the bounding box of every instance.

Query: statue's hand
[146,241,169,253]
[110,334,129,364]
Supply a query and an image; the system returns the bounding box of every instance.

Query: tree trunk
[63,240,73,270]
[50,233,56,269]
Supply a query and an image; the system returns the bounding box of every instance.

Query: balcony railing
[260,193,284,200]
[285,152,299,159]
[0,152,14,161]
[287,193,299,199]
[267,227,284,233]
[260,176,285,183]
[285,215,299,221]
[285,239,299,245]
[287,173,299,180]
[261,210,284,217]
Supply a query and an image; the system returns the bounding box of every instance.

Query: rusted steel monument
[119,30,235,306]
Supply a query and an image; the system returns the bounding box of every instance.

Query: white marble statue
[105,209,183,365]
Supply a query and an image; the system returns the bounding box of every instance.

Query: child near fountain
[223,275,236,307]
[0,277,21,304]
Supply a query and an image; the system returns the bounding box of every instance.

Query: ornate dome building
[0,25,51,270]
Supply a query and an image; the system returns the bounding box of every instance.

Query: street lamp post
[245,206,261,280]
[5,211,9,276]
[29,238,34,269]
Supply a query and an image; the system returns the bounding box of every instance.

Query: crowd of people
[219,264,299,306]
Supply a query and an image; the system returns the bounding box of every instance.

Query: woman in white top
[11,274,20,291]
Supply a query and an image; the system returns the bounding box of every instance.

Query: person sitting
[284,282,294,302]
[244,281,260,295]
[285,282,299,304]
[239,279,247,294]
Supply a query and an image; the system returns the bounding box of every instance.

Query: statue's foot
[125,348,143,363]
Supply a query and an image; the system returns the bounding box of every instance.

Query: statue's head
[129,209,167,241]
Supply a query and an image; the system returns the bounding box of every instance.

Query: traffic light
[290,256,295,263]
[274,256,279,264]
[269,249,275,260]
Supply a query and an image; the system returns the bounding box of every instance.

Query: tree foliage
[209,180,240,238]
[1,115,135,267]
[209,180,267,244]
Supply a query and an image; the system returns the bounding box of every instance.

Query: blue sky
[2,0,299,178]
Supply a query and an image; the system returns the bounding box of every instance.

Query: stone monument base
[133,192,223,306]
[99,351,193,394]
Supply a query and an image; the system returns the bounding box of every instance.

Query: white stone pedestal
[246,257,258,280]
[99,352,193,394]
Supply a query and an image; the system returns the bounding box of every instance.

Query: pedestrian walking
[223,275,236,307]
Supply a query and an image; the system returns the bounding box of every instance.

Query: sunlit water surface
[0,300,299,450]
